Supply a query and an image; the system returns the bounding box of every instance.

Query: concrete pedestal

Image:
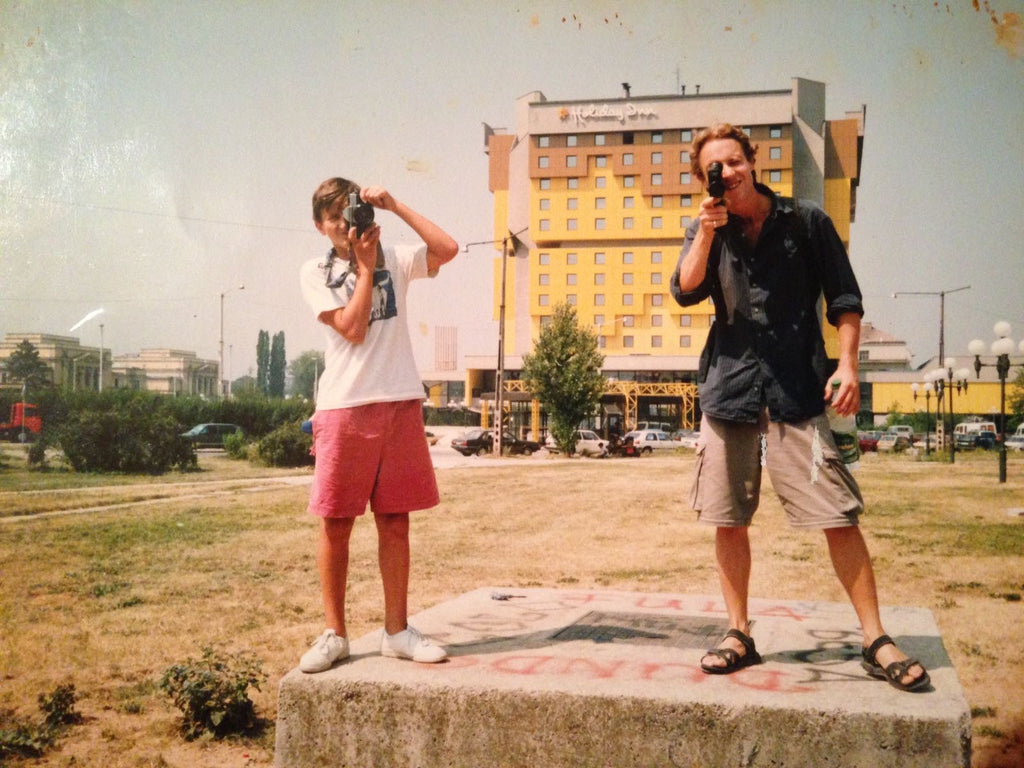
[275,588,970,767]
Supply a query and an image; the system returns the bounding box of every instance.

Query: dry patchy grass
[0,448,1022,766]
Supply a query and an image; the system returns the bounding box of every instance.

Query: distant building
[473,77,866,435]
[858,322,912,372]
[0,332,109,391]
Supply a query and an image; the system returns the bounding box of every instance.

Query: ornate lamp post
[910,380,934,455]
[931,360,970,463]
[219,284,244,398]
[969,321,1021,483]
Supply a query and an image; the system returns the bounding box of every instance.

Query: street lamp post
[910,381,934,455]
[969,321,1022,483]
[932,360,970,463]
[219,285,244,398]
[892,285,970,365]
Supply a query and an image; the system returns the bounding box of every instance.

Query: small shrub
[223,430,248,459]
[254,422,313,468]
[0,684,80,760]
[159,647,265,740]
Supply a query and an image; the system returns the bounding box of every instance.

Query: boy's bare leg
[702,525,753,668]
[319,517,355,637]
[375,513,410,635]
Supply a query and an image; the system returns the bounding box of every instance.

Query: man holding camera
[671,124,929,692]
[296,178,458,673]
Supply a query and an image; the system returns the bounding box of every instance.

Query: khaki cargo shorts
[690,411,863,528]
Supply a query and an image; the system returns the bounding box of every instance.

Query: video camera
[343,192,375,236]
[706,162,725,198]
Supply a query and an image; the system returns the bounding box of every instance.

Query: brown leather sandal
[700,628,763,675]
[861,634,931,692]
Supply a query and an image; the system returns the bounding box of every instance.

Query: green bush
[159,647,265,740]
[0,684,81,760]
[57,390,196,474]
[222,430,249,459]
[254,422,314,467]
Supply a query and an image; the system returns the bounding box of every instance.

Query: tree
[269,332,286,398]
[522,302,605,456]
[1008,365,1024,429]
[256,330,270,395]
[289,350,324,400]
[3,340,51,386]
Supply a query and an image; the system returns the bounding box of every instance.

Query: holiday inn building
[464,78,866,438]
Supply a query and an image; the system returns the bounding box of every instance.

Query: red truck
[1,402,42,441]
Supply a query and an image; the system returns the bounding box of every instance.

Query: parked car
[956,430,998,450]
[857,431,882,452]
[451,429,541,457]
[623,429,677,454]
[181,423,245,449]
[635,421,674,433]
[885,425,915,445]
[876,433,911,453]
[1005,435,1024,452]
[545,429,608,457]
[670,429,701,448]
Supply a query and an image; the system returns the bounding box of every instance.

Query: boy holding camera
[297,178,458,673]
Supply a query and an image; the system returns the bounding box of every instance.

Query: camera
[343,192,375,235]
[706,162,725,198]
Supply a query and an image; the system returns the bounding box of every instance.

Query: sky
[2,0,1022,382]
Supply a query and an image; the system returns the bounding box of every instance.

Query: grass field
[1,444,1022,767]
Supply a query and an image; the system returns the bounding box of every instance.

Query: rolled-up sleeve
[810,207,864,325]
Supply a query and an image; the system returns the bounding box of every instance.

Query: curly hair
[689,124,758,184]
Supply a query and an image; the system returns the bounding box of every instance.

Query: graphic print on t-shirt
[368,269,397,323]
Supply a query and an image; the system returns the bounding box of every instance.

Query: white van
[953,421,997,437]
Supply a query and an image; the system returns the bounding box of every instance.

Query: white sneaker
[380,625,448,663]
[299,629,349,673]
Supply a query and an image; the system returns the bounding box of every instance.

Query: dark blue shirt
[670,185,863,424]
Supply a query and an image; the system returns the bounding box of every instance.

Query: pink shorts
[308,399,439,518]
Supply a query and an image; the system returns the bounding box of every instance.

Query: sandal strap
[724,628,757,656]
[704,647,740,665]
[863,633,894,664]
[885,657,922,680]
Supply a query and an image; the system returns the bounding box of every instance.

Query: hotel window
[594,314,605,327]
[623,336,634,348]
[623,252,634,264]
[594,273,605,285]
[538,136,550,148]
[769,146,782,160]
[652,336,663,348]
[651,250,663,264]
[567,134,578,146]
[651,217,663,229]
[540,316,552,329]
[651,314,663,326]
[595,197,606,209]
[539,253,551,265]
[567,198,579,210]
[652,131,663,144]
[539,199,550,210]
[594,218,606,230]
[651,294,664,306]
[595,177,606,188]
[623,196,634,208]
[540,219,551,231]
[539,274,549,285]
[567,252,578,265]
[540,178,551,190]
[681,215,693,227]
[595,293,605,305]
[770,126,782,139]
[623,153,634,165]
[651,173,662,186]
[652,195,663,208]
[623,176,635,187]
[595,156,608,168]
[595,134,606,146]
[680,172,691,184]
[679,335,691,347]
[568,177,579,189]
[539,294,549,306]
[769,170,782,183]
[680,195,692,207]
[623,294,634,305]
[680,129,693,142]
[679,315,692,326]
[566,155,578,168]
[538,156,549,168]
[651,151,663,164]
[623,273,634,285]
[595,252,606,264]
[568,218,579,230]
[623,217,634,229]
[680,151,689,163]
[622,316,635,327]
[567,274,577,285]
[597,336,606,349]
[650,272,662,285]
[623,132,634,145]
[567,294,577,305]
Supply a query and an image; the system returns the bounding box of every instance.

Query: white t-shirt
[300,243,428,409]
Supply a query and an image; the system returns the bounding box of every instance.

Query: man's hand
[360,186,396,213]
